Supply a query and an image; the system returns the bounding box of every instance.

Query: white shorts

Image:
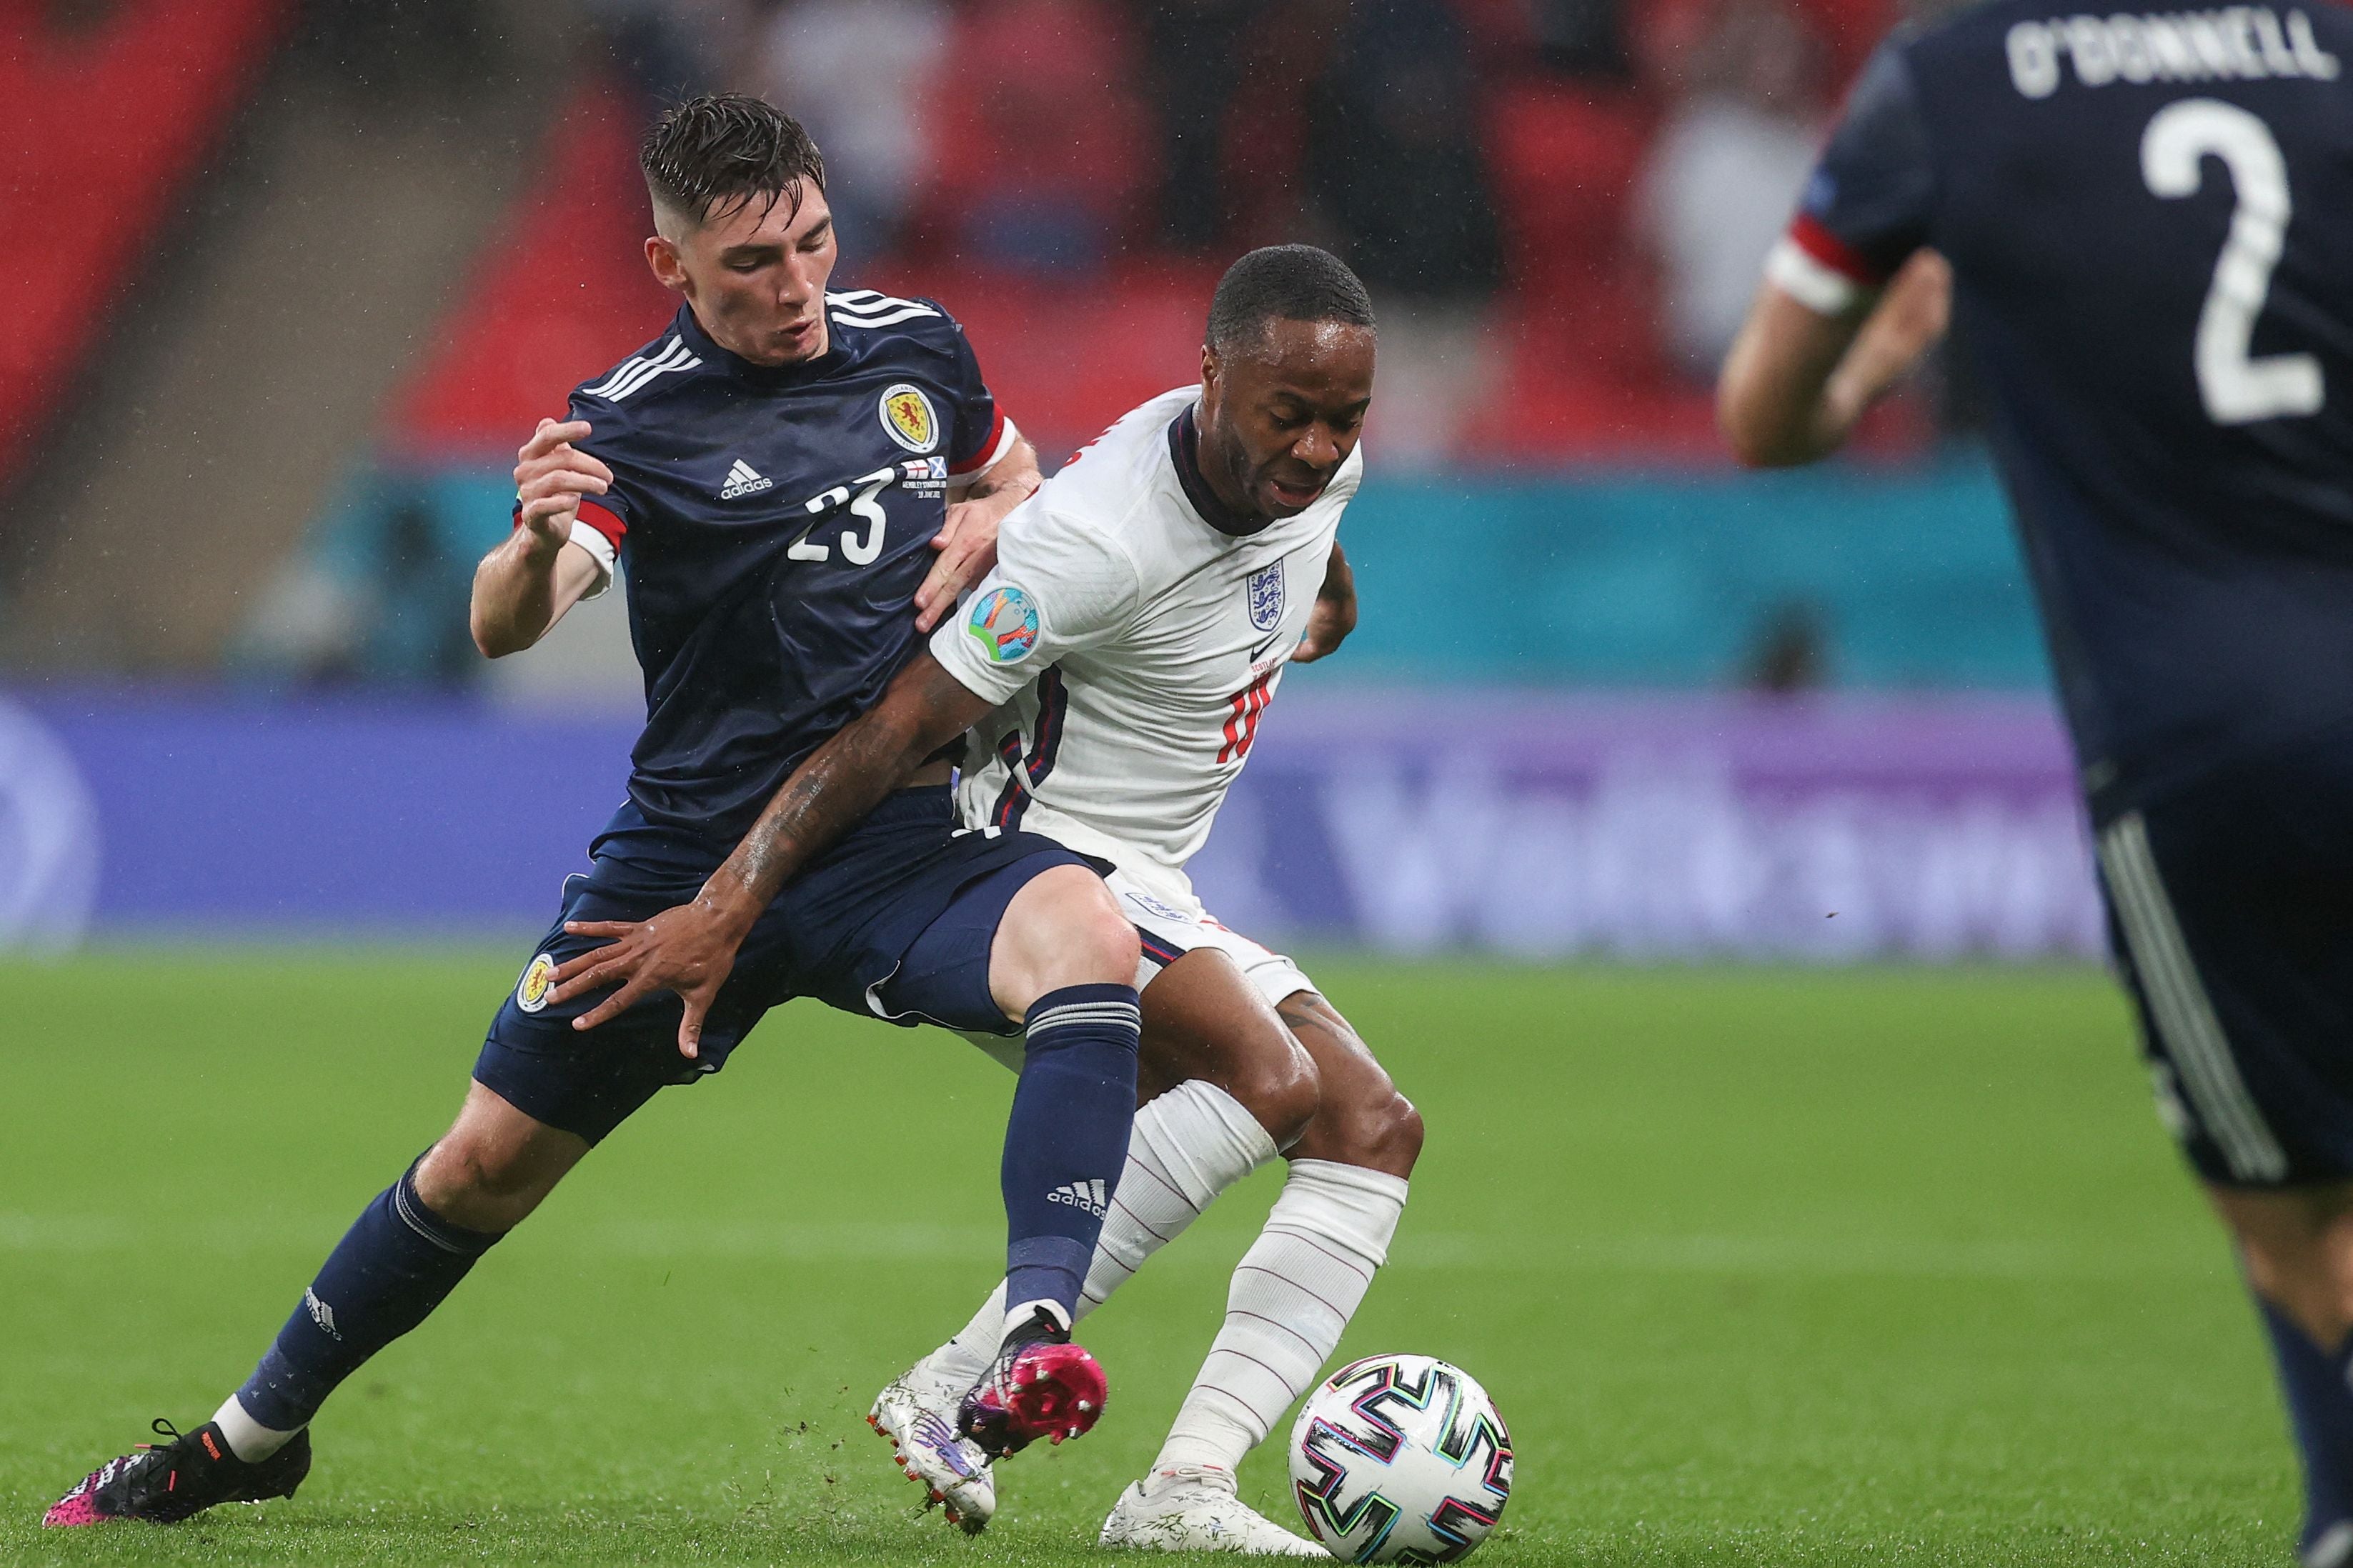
[1107,863,1315,1010]
[958,858,1315,1077]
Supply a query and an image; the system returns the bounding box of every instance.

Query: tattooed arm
[545,651,996,1054]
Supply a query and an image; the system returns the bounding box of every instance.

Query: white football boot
[1100,1464,1330,1556]
[867,1374,995,1534]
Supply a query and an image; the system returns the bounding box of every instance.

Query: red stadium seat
[0,0,295,485]
[387,84,676,457]
[1484,84,1654,293]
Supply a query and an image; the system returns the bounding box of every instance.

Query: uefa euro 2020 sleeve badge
[967,584,1040,665]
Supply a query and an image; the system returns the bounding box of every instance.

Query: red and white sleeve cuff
[568,500,625,598]
[950,411,1020,479]
[1766,215,1886,316]
[510,499,622,596]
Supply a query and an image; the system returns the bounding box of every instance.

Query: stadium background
[0,1,2294,1563]
[0,0,2078,960]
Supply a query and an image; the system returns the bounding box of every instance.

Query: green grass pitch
[0,952,2297,1564]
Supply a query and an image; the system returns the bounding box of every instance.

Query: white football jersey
[929,385,1360,879]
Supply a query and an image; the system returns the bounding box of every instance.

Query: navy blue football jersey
[555,290,1015,839]
[1774,1,2353,812]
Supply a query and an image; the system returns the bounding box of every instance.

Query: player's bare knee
[417,1127,539,1221]
[1303,1081,1423,1177]
[996,867,1139,1013]
[414,1090,579,1231]
[1040,874,1138,986]
[1356,1090,1425,1174]
[1075,887,1142,982]
[1230,1043,1321,1151]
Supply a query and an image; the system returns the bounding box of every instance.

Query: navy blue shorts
[2094,729,2353,1187]
[474,787,1091,1143]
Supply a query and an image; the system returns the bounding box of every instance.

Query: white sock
[1152,1159,1408,1474]
[910,1081,1278,1395]
[212,1393,299,1462]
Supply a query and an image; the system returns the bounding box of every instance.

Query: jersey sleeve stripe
[825,289,943,327]
[827,303,943,329]
[507,499,623,599]
[584,339,699,402]
[990,730,1030,829]
[1024,666,1068,785]
[1766,234,1869,316]
[987,667,1070,830]
[581,357,650,399]
[824,294,925,314]
[574,499,626,549]
[582,339,675,398]
[607,341,700,401]
[952,410,1014,476]
[567,514,618,597]
[509,496,626,548]
[1789,213,1887,284]
[825,288,938,313]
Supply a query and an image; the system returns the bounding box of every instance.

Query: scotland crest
[1246,561,1285,632]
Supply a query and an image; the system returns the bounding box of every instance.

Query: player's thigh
[477,850,780,1152]
[1280,990,1423,1178]
[862,840,1124,1034]
[1137,947,1320,1144]
[985,862,1138,1020]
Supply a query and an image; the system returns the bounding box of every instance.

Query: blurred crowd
[574,0,1893,379]
[237,0,1934,692]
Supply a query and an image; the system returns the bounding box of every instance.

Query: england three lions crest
[1246,561,1285,631]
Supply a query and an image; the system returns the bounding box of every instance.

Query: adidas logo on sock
[1047,1179,1109,1217]
[304,1287,340,1341]
[720,459,773,499]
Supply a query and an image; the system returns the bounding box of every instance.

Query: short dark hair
[640,93,826,230]
[1205,245,1376,355]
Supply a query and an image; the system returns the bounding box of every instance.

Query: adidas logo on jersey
[720,459,773,499]
[1047,1179,1109,1217]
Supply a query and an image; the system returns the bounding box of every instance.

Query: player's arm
[1716,37,1947,469]
[471,418,616,656]
[917,431,1040,632]
[1716,249,1951,469]
[545,650,997,1050]
[552,502,1138,1052]
[1291,540,1357,664]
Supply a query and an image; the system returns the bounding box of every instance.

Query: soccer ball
[1288,1354,1513,1563]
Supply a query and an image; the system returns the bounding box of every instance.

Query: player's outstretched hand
[915,495,1005,632]
[514,417,614,553]
[547,900,748,1058]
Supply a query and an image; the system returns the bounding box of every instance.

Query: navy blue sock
[234,1157,502,1432]
[2259,1299,2353,1560]
[1000,983,1140,1332]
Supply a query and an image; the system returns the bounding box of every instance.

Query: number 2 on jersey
[2140,98,2325,426]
